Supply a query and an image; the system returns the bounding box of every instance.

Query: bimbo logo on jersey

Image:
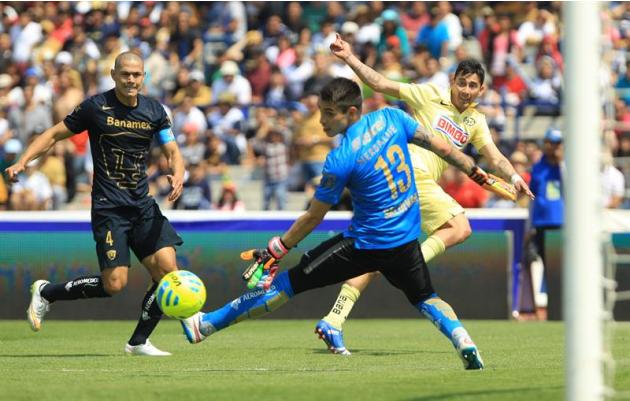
[435,115,469,147]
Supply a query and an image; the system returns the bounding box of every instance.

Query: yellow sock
[421,235,446,263]
[323,284,361,329]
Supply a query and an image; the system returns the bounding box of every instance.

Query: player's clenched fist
[5,162,25,183]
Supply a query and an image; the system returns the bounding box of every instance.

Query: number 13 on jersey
[374,144,412,200]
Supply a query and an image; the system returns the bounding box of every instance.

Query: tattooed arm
[478,142,535,199]
[330,33,401,98]
[410,125,477,177]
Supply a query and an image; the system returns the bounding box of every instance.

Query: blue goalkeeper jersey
[315,107,421,249]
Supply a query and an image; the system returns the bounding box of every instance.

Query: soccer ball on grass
[156,270,206,319]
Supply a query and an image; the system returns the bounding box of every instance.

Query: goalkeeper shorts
[288,233,435,305]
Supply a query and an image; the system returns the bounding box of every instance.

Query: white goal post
[563,2,604,401]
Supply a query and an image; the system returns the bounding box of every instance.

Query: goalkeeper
[182,77,490,369]
[312,34,534,355]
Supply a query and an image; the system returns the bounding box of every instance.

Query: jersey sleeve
[156,104,175,145]
[63,100,92,134]
[469,113,493,150]
[314,148,353,206]
[390,108,419,141]
[398,83,432,110]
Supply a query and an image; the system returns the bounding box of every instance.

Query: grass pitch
[0,319,628,401]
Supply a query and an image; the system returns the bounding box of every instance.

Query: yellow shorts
[415,169,465,235]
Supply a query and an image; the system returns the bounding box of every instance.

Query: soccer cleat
[27,280,50,332]
[181,312,208,344]
[457,345,484,370]
[124,339,171,356]
[314,320,351,355]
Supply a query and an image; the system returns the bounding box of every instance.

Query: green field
[0,319,628,401]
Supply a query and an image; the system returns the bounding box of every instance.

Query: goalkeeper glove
[241,237,289,291]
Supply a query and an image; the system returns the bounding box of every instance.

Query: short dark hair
[454,59,486,85]
[320,77,362,112]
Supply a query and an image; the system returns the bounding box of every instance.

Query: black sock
[128,282,163,346]
[40,276,111,302]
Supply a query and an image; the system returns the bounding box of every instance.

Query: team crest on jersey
[320,173,336,189]
[107,250,117,260]
[435,115,469,147]
[463,116,475,127]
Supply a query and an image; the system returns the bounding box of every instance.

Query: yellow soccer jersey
[399,82,492,182]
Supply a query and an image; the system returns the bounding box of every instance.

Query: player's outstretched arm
[330,33,400,98]
[4,121,74,182]
[281,198,332,249]
[478,142,535,199]
[411,125,479,178]
[161,141,185,202]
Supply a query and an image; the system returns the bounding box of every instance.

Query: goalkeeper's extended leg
[181,271,295,344]
[416,294,484,370]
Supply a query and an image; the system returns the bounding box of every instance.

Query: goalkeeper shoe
[457,343,484,370]
[125,339,171,356]
[314,320,351,356]
[181,312,212,344]
[27,280,50,332]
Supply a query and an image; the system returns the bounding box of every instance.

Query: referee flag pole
[563,2,604,401]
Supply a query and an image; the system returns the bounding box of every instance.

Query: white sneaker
[180,312,213,344]
[27,280,50,332]
[124,339,172,356]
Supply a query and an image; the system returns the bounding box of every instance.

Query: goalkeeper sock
[40,276,111,302]
[417,294,469,347]
[128,281,162,346]
[420,235,446,264]
[322,284,361,329]
[201,271,294,331]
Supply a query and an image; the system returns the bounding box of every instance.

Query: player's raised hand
[330,33,352,60]
[511,174,535,200]
[166,174,183,201]
[4,162,25,183]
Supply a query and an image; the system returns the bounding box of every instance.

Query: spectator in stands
[283,45,314,101]
[376,9,411,62]
[253,128,289,211]
[215,180,245,211]
[484,14,521,88]
[173,96,208,137]
[1,138,21,180]
[173,161,212,210]
[615,61,630,106]
[440,166,488,208]
[303,51,333,96]
[292,92,334,192]
[179,122,206,166]
[207,92,246,165]
[400,2,431,45]
[9,159,53,210]
[172,70,212,108]
[246,48,272,104]
[416,6,450,60]
[265,67,291,108]
[211,60,252,106]
[11,84,52,144]
[601,150,626,208]
[38,142,67,210]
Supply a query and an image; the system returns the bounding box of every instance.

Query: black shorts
[91,203,183,270]
[288,234,435,305]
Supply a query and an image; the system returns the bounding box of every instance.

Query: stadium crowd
[0,1,627,211]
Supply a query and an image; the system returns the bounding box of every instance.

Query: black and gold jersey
[64,89,172,210]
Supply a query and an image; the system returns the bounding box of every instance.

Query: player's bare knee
[103,277,126,294]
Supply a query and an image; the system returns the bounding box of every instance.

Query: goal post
[563,2,604,401]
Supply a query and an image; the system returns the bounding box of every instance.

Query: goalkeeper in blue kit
[181,77,488,369]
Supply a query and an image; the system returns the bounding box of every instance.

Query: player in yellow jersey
[314,34,534,356]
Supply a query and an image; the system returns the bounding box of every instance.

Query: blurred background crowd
[0,1,628,211]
